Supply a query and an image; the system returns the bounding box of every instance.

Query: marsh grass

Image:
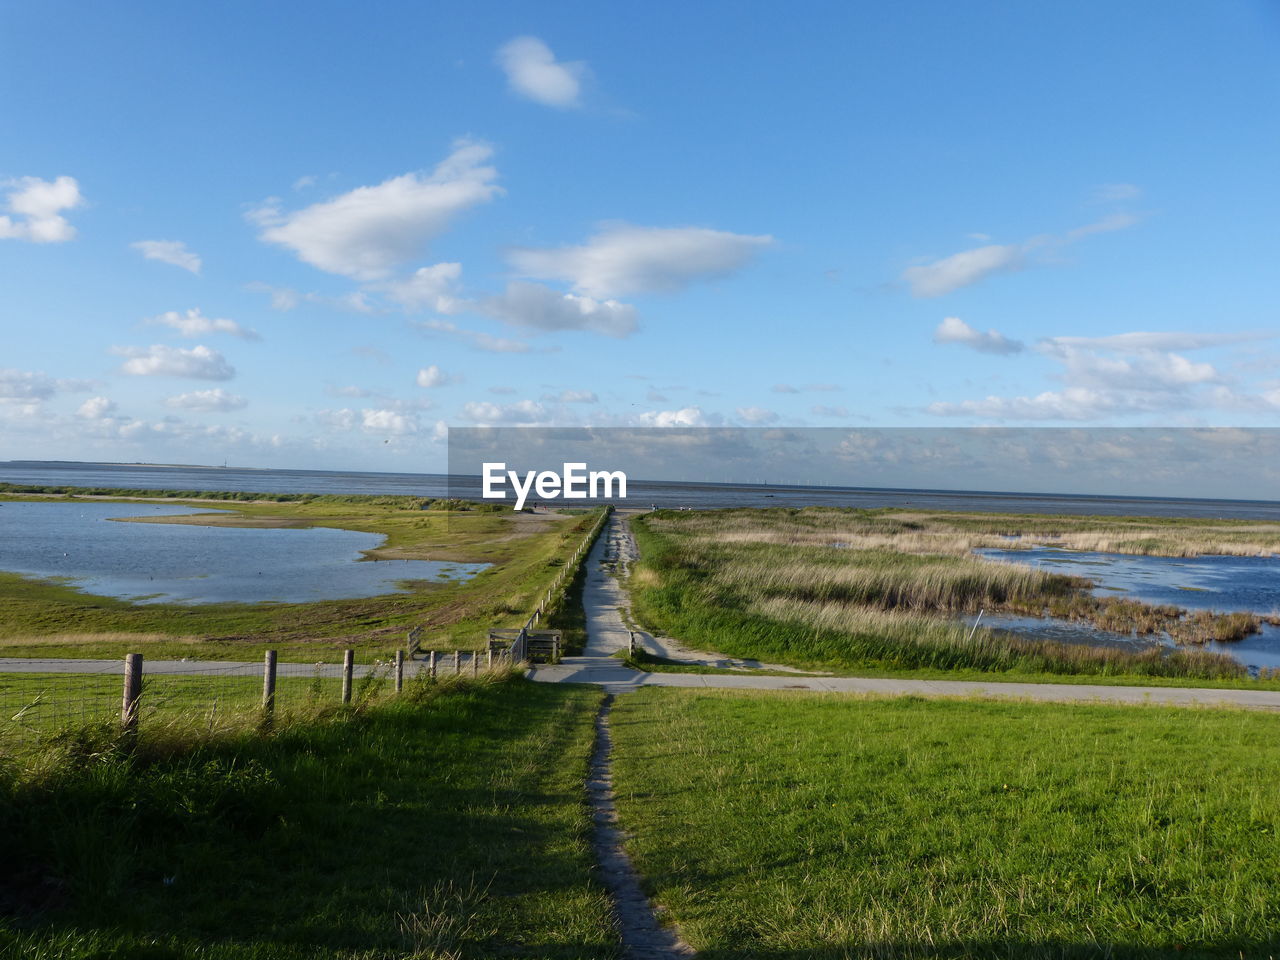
[610,688,1280,959]
[0,676,618,959]
[629,509,1253,680]
[679,505,1280,557]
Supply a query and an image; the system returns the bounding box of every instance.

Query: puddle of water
[0,501,487,604]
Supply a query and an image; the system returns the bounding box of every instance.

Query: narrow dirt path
[588,694,695,959]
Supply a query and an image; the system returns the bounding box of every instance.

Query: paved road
[527,514,1280,712]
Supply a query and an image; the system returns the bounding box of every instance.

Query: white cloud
[903,244,1024,298]
[510,224,773,299]
[496,36,586,108]
[149,308,260,340]
[811,405,850,418]
[361,408,419,435]
[460,399,547,425]
[480,281,638,337]
[315,407,421,435]
[416,365,461,388]
[1042,331,1266,352]
[113,344,235,380]
[132,240,202,274]
[546,389,598,404]
[166,388,248,412]
[927,327,1275,421]
[380,262,463,313]
[927,388,1154,421]
[902,211,1143,298]
[933,316,1024,355]
[76,396,117,420]
[636,406,714,427]
[772,384,799,394]
[736,406,778,425]
[0,369,93,402]
[253,140,500,280]
[0,176,83,243]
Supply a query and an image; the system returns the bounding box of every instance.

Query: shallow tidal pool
[0,501,487,604]
[973,546,1280,669]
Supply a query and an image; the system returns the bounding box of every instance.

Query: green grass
[0,493,605,661]
[627,510,1276,687]
[0,677,618,959]
[610,688,1280,959]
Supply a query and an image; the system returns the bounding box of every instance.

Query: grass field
[0,492,605,661]
[628,509,1277,686]
[0,677,618,960]
[609,688,1280,959]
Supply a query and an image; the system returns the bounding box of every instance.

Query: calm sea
[5,460,1280,519]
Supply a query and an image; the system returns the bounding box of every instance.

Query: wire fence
[0,650,516,755]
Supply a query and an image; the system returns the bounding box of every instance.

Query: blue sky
[2,1,1279,472]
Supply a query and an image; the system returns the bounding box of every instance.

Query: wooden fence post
[262,649,277,724]
[394,649,404,693]
[471,651,478,677]
[341,649,354,704]
[487,647,493,672]
[429,649,437,679]
[121,653,143,739]
[454,650,462,675]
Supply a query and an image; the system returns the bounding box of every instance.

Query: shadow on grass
[0,680,619,959]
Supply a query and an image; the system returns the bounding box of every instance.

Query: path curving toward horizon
[527,513,1280,712]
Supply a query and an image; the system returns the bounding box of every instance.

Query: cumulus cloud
[636,406,715,427]
[480,281,638,337]
[811,405,851,418]
[902,210,1143,298]
[927,328,1275,421]
[149,308,260,340]
[132,240,202,273]
[379,262,464,313]
[113,344,235,380]
[166,388,248,412]
[253,140,500,280]
[933,317,1024,355]
[416,365,461,388]
[496,36,586,108]
[315,407,420,435]
[736,406,779,425]
[509,224,773,299]
[0,176,83,243]
[76,396,117,420]
[460,399,547,425]
[0,369,93,402]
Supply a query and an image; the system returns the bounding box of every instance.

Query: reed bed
[667,506,1280,557]
[629,509,1254,680]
